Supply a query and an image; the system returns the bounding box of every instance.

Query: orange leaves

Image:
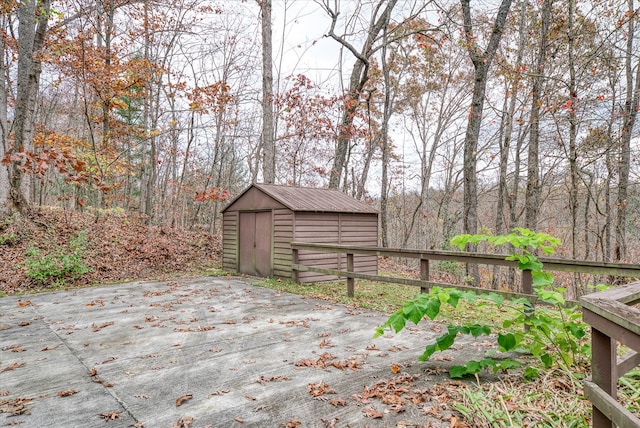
[295,352,361,371]
[193,188,230,203]
[99,411,121,420]
[187,81,234,115]
[307,381,336,397]
[175,394,193,406]
[57,389,79,397]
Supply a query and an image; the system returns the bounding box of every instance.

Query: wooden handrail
[291,242,640,278]
[581,282,640,428]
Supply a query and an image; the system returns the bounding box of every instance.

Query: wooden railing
[291,242,640,426]
[581,283,640,428]
[291,242,640,303]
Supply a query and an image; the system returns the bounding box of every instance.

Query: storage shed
[222,183,379,282]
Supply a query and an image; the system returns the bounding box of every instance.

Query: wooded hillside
[2,1,640,295]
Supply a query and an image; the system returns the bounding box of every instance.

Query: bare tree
[460,0,513,284]
[615,0,640,262]
[5,0,51,214]
[259,0,275,184]
[524,0,553,231]
[321,0,399,189]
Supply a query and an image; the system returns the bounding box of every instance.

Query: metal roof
[225,183,379,214]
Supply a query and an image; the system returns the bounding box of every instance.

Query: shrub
[24,232,91,286]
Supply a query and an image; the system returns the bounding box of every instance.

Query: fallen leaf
[41,345,59,351]
[319,339,334,348]
[286,421,301,428]
[330,398,346,406]
[391,363,401,374]
[1,362,25,373]
[99,411,120,420]
[175,394,193,406]
[209,390,230,396]
[245,395,256,401]
[321,418,339,428]
[363,407,383,418]
[17,300,31,307]
[365,344,379,350]
[256,375,290,385]
[234,417,244,423]
[3,345,25,353]
[92,321,114,332]
[308,381,335,397]
[0,397,33,415]
[172,416,194,428]
[18,321,31,327]
[57,389,79,397]
[432,355,454,362]
[89,367,98,376]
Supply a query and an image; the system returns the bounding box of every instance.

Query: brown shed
[221,183,379,282]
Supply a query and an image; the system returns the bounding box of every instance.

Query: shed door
[239,211,272,277]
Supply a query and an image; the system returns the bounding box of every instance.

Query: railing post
[292,248,300,283]
[347,252,354,297]
[591,327,617,428]
[521,269,535,325]
[420,258,430,293]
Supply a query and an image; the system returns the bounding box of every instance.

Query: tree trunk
[460,0,513,285]
[7,0,51,214]
[566,0,579,261]
[0,14,9,216]
[260,0,275,184]
[325,0,398,189]
[615,0,640,262]
[524,0,552,231]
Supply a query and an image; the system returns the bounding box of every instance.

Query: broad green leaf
[469,324,491,337]
[447,292,461,308]
[419,343,438,361]
[495,359,520,371]
[436,332,456,351]
[424,298,441,320]
[567,324,586,339]
[497,333,517,351]
[464,360,482,373]
[388,313,406,333]
[449,365,468,378]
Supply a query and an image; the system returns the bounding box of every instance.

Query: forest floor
[0,207,221,295]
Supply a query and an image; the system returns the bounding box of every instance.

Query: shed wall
[295,212,378,283]
[222,211,238,271]
[273,208,294,278]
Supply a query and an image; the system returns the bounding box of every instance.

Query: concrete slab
[0,277,487,427]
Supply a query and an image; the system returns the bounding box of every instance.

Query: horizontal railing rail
[581,282,640,428]
[290,242,640,303]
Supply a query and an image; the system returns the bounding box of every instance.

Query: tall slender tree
[259,0,275,184]
[5,0,51,214]
[460,0,513,284]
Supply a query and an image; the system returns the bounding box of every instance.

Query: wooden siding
[295,212,378,283]
[273,209,294,278]
[222,211,238,271]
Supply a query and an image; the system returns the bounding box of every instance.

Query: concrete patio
[0,277,486,427]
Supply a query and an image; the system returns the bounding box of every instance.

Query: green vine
[375,228,590,379]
